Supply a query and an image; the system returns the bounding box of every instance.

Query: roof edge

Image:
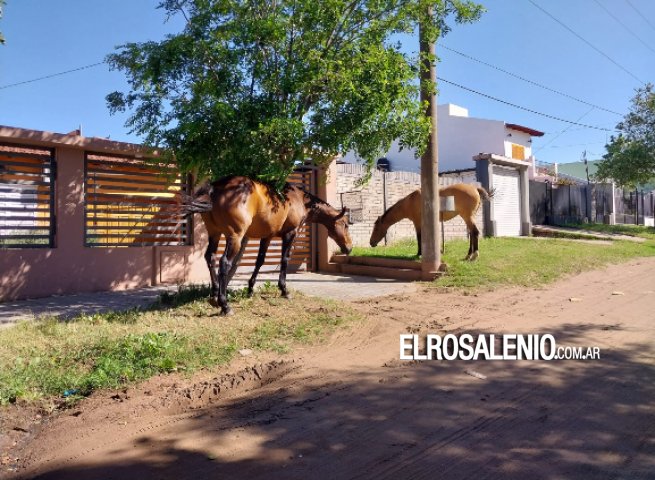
[505,123,545,137]
[0,125,158,157]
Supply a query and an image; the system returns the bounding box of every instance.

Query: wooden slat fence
[0,143,55,248]
[84,152,191,247]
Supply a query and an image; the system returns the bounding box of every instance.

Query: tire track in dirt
[6,258,655,479]
[12,360,302,477]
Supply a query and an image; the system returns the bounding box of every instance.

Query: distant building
[557,159,602,182]
[341,103,544,173]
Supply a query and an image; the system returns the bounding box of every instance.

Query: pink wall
[0,126,339,301]
[0,128,209,301]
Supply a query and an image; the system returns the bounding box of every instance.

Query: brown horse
[369,183,492,261]
[183,176,352,315]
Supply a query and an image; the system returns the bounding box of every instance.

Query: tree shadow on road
[20,323,655,480]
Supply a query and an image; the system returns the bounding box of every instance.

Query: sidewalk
[0,272,416,328]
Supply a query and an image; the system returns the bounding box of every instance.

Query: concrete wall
[335,163,483,247]
[0,127,209,301]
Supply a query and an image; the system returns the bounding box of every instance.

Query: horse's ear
[336,206,347,219]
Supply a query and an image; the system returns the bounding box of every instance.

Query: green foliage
[596,83,655,188]
[106,0,483,191]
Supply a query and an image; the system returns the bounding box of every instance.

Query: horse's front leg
[216,235,243,316]
[205,236,220,305]
[248,237,271,297]
[278,230,297,299]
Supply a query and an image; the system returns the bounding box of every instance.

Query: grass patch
[0,285,358,407]
[351,237,419,260]
[351,236,655,289]
[564,223,655,240]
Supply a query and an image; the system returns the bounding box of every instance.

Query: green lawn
[353,236,655,289]
[565,223,655,241]
[0,284,359,407]
[4,226,654,408]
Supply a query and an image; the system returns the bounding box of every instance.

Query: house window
[511,143,526,160]
[0,143,56,248]
[84,152,191,247]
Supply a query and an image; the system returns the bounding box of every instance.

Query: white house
[341,103,544,173]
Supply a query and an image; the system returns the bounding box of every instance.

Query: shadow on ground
[21,323,655,480]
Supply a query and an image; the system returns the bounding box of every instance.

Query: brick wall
[336,164,484,247]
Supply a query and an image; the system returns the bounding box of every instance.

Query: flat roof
[0,125,156,157]
[505,123,545,137]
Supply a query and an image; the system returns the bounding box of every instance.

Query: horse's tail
[476,186,495,202]
[177,182,214,215]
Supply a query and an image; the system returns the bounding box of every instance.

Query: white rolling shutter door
[492,166,521,237]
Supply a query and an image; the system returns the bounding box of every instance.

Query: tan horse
[184,176,352,315]
[369,183,492,261]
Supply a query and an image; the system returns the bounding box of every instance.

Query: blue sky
[0,0,653,166]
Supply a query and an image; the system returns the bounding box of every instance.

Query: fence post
[610,182,616,225]
[548,182,553,225]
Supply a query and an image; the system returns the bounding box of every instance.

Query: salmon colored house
[0,126,339,301]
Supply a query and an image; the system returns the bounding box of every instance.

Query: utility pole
[419,7,441,279]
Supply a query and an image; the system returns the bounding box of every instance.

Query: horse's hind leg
[217,235,243,316]
[248,237,271,297]
[205,236,220,306]
[466,221,480,261]
[278,230,297,298]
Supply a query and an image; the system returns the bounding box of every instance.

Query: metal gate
[492,166,521,236]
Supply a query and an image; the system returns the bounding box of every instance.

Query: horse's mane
[379,192,412,223]
[298,186,342,216]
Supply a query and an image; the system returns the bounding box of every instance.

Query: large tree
[106,0,483,190]
[596,83,655,188]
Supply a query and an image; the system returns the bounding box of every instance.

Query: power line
[625,0,655,34]
[438,77,617,132]
[534,107,595,153]
[0,58,619,133]
[592,0,655,55]
[527,0,645,85]
[539,141,606,149]
[0,62,105,90]
[441,45,623,116]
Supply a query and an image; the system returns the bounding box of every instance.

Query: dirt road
[5,258,655,479]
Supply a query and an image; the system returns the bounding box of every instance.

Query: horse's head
[369,215,386,247]
[328,206,353,255]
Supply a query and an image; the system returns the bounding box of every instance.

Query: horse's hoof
[208,297,220,308]
[281,292,293,300]
[220,307,234,317]
[467,252,479,262]
[247,288,254,298]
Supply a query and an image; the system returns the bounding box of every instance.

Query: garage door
[492,166,521,237]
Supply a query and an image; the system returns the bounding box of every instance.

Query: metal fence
[529,180,655,226]
[614,189,655,225]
